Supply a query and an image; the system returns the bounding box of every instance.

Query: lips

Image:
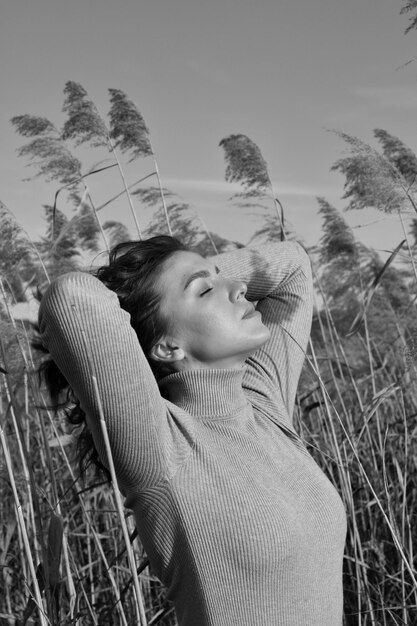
[242,303,257,319]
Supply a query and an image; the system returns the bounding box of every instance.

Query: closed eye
[184,265,221,292]
[200,266,221,296]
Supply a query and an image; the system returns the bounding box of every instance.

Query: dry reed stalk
[86,522,96,609]
[311,292,351,422]
[33,407,76,618]
[0,294,43,558]
[148,605,176,625]
[0,279,62,560]
[151,155,172,237]
[90,376,147,625]
[60,527,76,621]
[306,338,347,481]
[63,88,146,241]
[3,379,39,552]
[0,335,59,619]
[306,352,417,590]
[361,310,386,462]
[14,343,77,618]
[50,184,110,254]
[113,148,143,239]
[92,99,144,240]
[398,209,417,284]
[37,392,133,623]
[84,187,110,251]
[259,162,285,241]
[95,171,157,214]
[272,196,286,241]
[398,391,417,613]
[306,273,414,606]
[181,206,218,254]
[314,275,365,413]
[2,281,108,622]
[0,398,47,626]
[73,493,130,624]
[0,384,28,592]
[0,315,40,570]
[342,445,377,625]
[69,304,148,625]
[66,547,99,625]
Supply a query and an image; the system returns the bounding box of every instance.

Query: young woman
[38,236,346,626]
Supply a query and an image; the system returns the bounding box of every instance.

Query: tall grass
[297,267,417,625]
[1,109,416,625]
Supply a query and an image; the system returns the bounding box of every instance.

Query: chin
[249,330,271,355]
[258,323,272,343]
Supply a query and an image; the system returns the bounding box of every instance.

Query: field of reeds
[1,83,416,625]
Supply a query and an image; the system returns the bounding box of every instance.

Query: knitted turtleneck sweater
[39,242,346,626]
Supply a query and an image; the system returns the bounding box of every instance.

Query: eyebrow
[183,266,220,291]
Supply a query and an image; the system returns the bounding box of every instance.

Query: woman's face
[151,250,271,370]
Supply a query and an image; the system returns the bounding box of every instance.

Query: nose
[231,279,247,302]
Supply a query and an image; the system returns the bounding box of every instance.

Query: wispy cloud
[163,177,338,198]
[163,178,241,194]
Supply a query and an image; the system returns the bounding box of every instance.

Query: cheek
[189,309,223,336]
[188,308,252,343]
[165,306,215,343]
[174,303,232,344]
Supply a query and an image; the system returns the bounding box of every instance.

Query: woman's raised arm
[39,271,169,493]
[214,241,313,423]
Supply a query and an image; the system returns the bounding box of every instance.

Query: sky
[2,0,417,255]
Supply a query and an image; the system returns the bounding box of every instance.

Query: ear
[149,342,185,364]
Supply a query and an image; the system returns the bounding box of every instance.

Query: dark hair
[95,236,187,372]
[37,235,189,481]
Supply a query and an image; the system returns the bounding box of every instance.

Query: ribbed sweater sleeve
[214,241,313,423]
[38,272,175,493]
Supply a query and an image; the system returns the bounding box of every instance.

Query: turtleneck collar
[158,368,248,418]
